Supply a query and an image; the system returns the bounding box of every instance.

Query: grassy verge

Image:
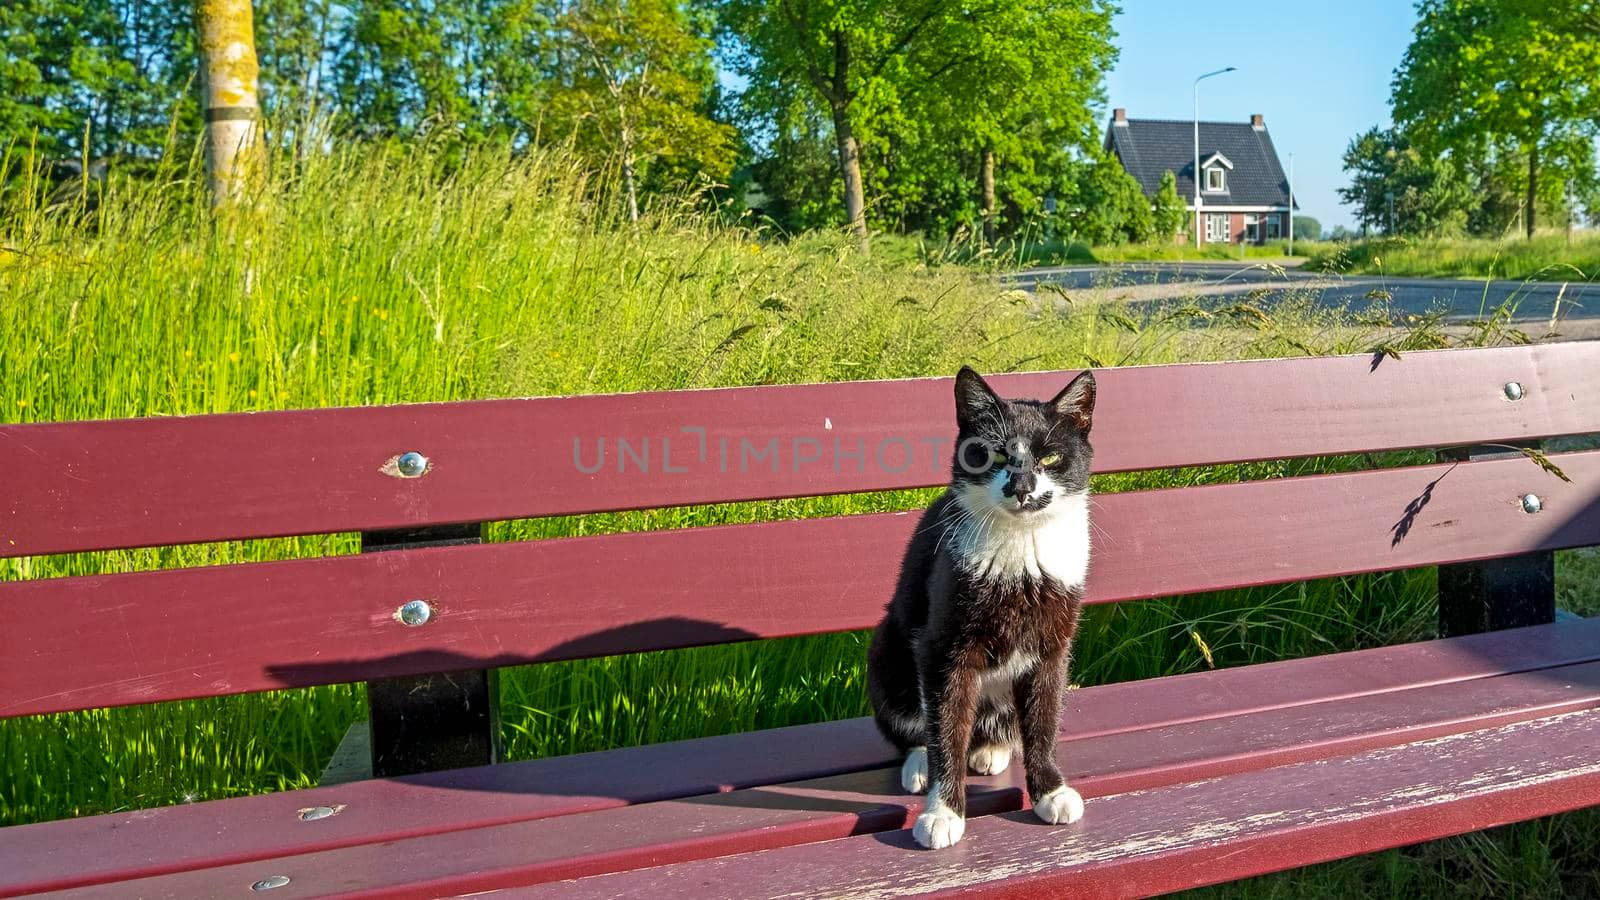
[1065,239,1328,265]
[867,233,1324,270]
[1307,232,1600,282]
[1,143,1595,898]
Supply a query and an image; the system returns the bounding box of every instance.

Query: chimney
[1250,114,1265,129]
[1113,107,1128,125]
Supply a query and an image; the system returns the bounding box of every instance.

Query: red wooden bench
[3,342,1599,898]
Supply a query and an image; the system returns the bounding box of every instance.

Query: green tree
[1292,215,1321,241]
[723,0,1116,250]
[253,0,336,122]
[1151,169,1185,241]
[546,0,736,220]
[1392,0,1600,237]
[927,0,1115,243]
[1337,126,1473,236]
[743,86,842,231]
[335,0,508,139]
[721,0,948,251]
[0,0,196,162]
[1070,151,1150,245]
[0,0,84,158]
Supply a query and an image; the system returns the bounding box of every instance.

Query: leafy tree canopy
[1338,125,1474,236]
[1392,0,1600,235]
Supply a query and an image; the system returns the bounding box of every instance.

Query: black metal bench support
[1437,443,1556,637]
[360,523,502,777]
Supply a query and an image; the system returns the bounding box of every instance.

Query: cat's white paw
[900,746,929,793]
[967,744,1011,775]
[913,803,966,849]
[1033,785,1085,825]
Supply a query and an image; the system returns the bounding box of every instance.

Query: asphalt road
[1010,261,1597,324]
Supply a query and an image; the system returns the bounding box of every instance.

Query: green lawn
[1,144,1595,897]
[1307,232,1600,283]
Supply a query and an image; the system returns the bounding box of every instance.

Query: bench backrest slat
[3,344,1597,558]
[6,448,1597,719]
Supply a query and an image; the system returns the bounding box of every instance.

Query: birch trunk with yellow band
[196,0,262,204]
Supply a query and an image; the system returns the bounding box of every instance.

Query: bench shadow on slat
[264,617,763,688]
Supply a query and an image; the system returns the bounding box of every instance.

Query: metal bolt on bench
[360,522,502,778]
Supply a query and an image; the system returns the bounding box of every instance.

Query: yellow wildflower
[1188,630,1216,668]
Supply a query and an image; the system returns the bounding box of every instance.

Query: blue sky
[1105,0,1418,232]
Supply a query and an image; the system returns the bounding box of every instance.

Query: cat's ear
[954,366,1002,430]
[1051,370,1096,433]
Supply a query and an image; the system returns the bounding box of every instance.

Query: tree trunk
[620,123,641,224]
[1525,141,1539,239]
[198,0,264,204]
[831,101,869,254]
[196,0,262,205]
[979,145,996,245]
[827,30,868,254]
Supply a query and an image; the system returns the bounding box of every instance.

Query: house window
[1266,215,1281,239]
[1244,214,1260,242]
[1205,213,1230,243]
[1204,167,1226,192]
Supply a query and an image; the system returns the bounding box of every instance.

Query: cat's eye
[989,448,1008,465]
[1039,453,1062,466]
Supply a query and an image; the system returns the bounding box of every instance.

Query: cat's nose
[1006,474,1036,506]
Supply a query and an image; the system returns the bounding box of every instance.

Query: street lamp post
[1193,66,1237,249]
[1287,152,1295,255]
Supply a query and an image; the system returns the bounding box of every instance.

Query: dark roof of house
[1104,116,1293,208]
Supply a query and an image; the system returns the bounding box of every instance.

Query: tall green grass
[0,143,1594,898]
[1308,231,1600,282]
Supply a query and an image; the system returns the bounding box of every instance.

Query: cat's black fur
[866,365,1096,848]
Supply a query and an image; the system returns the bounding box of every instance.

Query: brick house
[1104,108,1294,245]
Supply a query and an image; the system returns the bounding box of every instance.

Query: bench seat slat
[7,620,1600,896]
[30,648,1600,898]
[3,344,1596,558]
[507,706,1600,900]
[5,450,1599,719]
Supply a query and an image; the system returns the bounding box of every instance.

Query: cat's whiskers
[970,504,1004,578]
[1085,496,1121,547]
[919,504,960,536]
[932,503,977,553]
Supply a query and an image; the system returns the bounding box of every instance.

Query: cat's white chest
[952,491,1090,586]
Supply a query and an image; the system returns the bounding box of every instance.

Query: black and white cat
[867,365,1096,850]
